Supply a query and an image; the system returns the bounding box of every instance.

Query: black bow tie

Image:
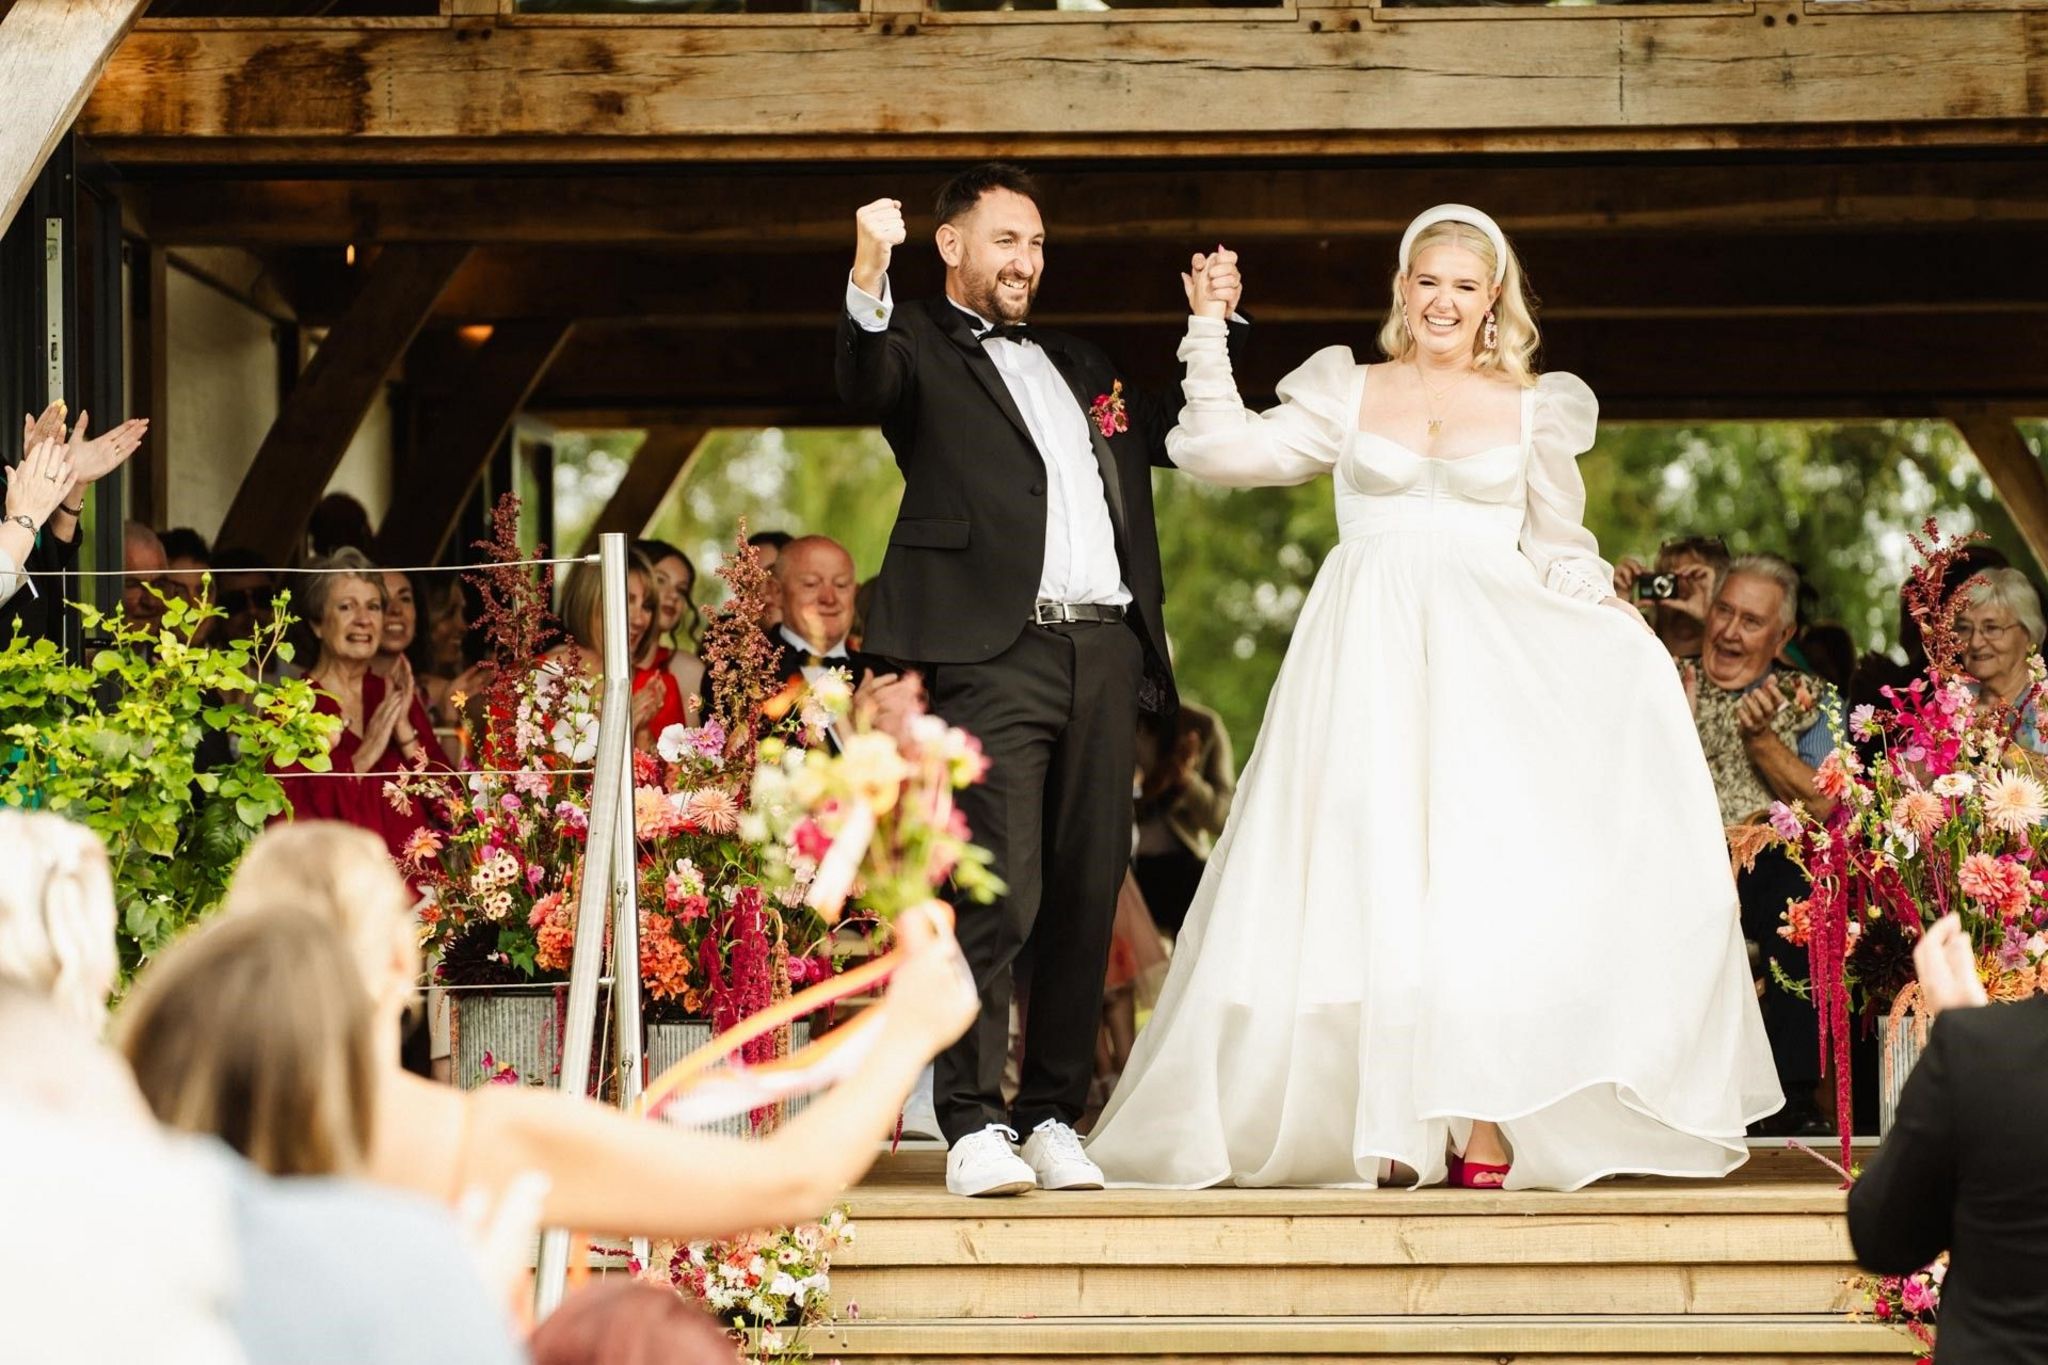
[976,322,1031,344]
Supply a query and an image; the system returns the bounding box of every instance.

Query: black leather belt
[1032,601,1126,626]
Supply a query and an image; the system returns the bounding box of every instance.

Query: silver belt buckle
[1034,601,1074,626]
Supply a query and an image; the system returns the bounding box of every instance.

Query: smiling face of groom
[937,186,1045,325]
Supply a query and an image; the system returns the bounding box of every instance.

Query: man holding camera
[1614,534,1729,663]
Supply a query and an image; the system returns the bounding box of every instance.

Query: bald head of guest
[775,536,858,657]
[122,522,169,628]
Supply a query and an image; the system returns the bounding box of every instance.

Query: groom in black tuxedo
[835,163,1241,1195]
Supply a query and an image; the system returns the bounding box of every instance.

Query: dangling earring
[1482,310,1499,350]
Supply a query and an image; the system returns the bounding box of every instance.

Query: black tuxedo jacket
[1848,994,2048,1361]
[837,294,1209,715]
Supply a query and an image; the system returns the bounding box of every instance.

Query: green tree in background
[642,429,905,603]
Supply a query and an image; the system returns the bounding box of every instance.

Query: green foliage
[0,590,342,977]
[643,428,906,602]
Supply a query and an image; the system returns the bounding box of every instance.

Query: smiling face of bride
[1400,241,1498,368]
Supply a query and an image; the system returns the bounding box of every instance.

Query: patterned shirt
[1694,672,1831,826]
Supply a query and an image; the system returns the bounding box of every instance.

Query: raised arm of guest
[221,823,979,1242]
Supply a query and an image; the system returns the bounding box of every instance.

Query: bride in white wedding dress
[1085,206,1782,1192]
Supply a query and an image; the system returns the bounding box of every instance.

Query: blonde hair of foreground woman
[0,810,119,1029]
[221,821,978,1241]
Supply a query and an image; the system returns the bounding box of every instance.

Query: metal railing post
[533,533,635,1317]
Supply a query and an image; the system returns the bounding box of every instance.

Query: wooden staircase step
[818,1314,1914,1358]
[841,1213,1854,1267]
[831,1262,1861,1319]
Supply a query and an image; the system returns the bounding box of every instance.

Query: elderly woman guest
[273,548,452,856]
[1958,567,2048,756]
[551,551,684,752]
[636,538,707,725]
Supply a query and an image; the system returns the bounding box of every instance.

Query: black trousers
[1737,845,1823,1089]
[925,619,1142,1144]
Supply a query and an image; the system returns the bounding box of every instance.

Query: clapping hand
[1735,673,1790,738]
[65,411,150,494]
[5,436,77,530]
[357,665,415,772]
[1182,245,1242,320]
[853,198,907,299]
[1913,914,1989,1016]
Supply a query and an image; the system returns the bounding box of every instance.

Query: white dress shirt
[848,274,1129,607]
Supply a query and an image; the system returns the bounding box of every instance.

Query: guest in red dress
[550,550,683,752]
[272,549,452,858]
[635,538,705,728]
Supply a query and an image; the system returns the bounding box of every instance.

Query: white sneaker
[1021,1118,1105,1191]
[945,1124,1038,1198]
[898,1066,941,1141]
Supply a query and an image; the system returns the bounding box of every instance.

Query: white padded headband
[1398,204,1508,286]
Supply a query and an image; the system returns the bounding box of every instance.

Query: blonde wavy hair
[221,822,421,1021]
[0,812,118,1027]
[1376,218,1541,387]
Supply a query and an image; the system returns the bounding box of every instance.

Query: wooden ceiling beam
[514,311,2048,423]
[269,228,2048,329]
[1949,414,2048,578]
[0,0,149,233]
[78,9,2048,158]
[127,159,2048,249]
[216,241,471,564]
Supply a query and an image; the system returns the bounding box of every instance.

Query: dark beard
[962,269,1036,324]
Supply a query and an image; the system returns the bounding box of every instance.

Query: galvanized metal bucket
[646,1019,813,1136]
[453,986,566,1090]
[1878,1012,1928,1137]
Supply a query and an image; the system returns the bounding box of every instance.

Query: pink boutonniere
[1090,380,1129,440]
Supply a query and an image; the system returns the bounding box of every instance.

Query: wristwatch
[7,514,35,533]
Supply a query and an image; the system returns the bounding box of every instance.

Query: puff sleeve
[1520,371,1614,603]
[1165,317,1353,489]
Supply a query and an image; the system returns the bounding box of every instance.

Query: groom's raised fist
[853,198,907,298]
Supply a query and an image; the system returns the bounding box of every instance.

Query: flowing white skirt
[1086,525,1783,1191]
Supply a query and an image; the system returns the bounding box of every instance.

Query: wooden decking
[817,1148,1913,1362]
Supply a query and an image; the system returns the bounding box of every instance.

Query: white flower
[770,1273,800,1298]
[1848,703,1879,741]
[1931,772,1976,798]
[1982,769,2048,835]
[656,724,691,764]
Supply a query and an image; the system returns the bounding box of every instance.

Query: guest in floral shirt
[1686,553,1838,1134]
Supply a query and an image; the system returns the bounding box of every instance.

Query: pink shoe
[1447,1154,1510,1189]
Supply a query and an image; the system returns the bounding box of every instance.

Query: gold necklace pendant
[1427,418,1444,437]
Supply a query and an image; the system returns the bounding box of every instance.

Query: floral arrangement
[395,496,589,988]
[1794,1141,1939,1361]
[631,533,844,1058]
[641,1208,857,1363]
[1765,524,2048,1156]
[1858,1258,1942,1362]
[0,588,338,976]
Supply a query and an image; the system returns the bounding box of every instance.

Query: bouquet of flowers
[1765,524,2048,1156]
[641,1207,856,1363]
[1858,1257,1942,1362]
[745,698,1003,933]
